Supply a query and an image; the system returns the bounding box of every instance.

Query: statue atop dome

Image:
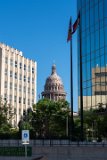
[41,64,66,101]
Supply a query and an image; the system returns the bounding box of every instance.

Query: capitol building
[42,64,66,101]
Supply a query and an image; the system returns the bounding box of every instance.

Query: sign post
[22,130,29,158]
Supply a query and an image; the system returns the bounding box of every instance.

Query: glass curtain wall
[77,0,107,110]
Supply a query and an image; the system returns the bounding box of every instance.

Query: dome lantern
[51,64,56,75]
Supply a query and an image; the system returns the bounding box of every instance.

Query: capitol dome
[41,64,66,101]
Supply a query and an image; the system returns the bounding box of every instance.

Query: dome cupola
[42,64,66,101]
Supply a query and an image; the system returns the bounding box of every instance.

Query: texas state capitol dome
[41,64,66,101]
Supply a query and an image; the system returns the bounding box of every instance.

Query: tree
[74,108,107,141]
[0,97,15,138]
[18,108,34,139]
[21,99,70,139]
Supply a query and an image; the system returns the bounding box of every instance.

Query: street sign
[22,130,29,144]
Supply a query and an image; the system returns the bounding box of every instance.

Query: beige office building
[92,66,107,96]
[0,43,37,126]
[79,66,107,110]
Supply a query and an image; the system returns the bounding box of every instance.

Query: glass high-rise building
[77,0,107,110]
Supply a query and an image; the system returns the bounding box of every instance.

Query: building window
[10,82,12,89]
[32,89,34,95]
[5,69,8,76]
[28,66,30,72]
[32,99,34,105]
[19,108,21,115]
[14,96,17,102]
[24,64,26,71]
[32,67,34,73]
[23,109,26,116]
[95,72,107,77]
[28,99,30,105]
[95,91,107,95]
[14,108,16,114]
[24,75,26,82]
[5,57,8,64]
[28,77,30,83]
[15,73,17,79]
[4,94,7,101]
[24,86,26,92]
[23,98,26,104]
[19,85,22,92]
[32,78,34,84]
[19,97,21,103]
[9,95,12,102]
[19,74,22,80]
[10,59,13,66]
[15,61,17,67]
[14,84,17,91]
[28,88,30,94]
[20,62,22,69]
[10,71,13,77]
[4,81,7,88]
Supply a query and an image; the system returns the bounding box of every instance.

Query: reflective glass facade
[77,0,107,109]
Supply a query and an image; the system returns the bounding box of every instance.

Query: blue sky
[0,0,78,111]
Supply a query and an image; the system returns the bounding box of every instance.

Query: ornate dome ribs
[42,64,66,101]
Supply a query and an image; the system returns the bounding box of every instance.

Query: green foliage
[74,107,107,141]
[73,118,81,140]
[0,97,16,138]
[19,99,70,139]
[0,147,32,156]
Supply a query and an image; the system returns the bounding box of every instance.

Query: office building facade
[0,43,37,126]
[77,0,107,109]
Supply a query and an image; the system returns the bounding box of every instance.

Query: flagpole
[79,12,83,141]
[70,17,74,140]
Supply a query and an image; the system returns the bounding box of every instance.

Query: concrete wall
[0,140,107,160]
[0,145,107,160]
[32,145,107,160]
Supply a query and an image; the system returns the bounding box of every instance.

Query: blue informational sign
[22,130,29,144]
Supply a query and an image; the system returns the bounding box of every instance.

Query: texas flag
[67,13,80,42]
[72,12,80,34]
